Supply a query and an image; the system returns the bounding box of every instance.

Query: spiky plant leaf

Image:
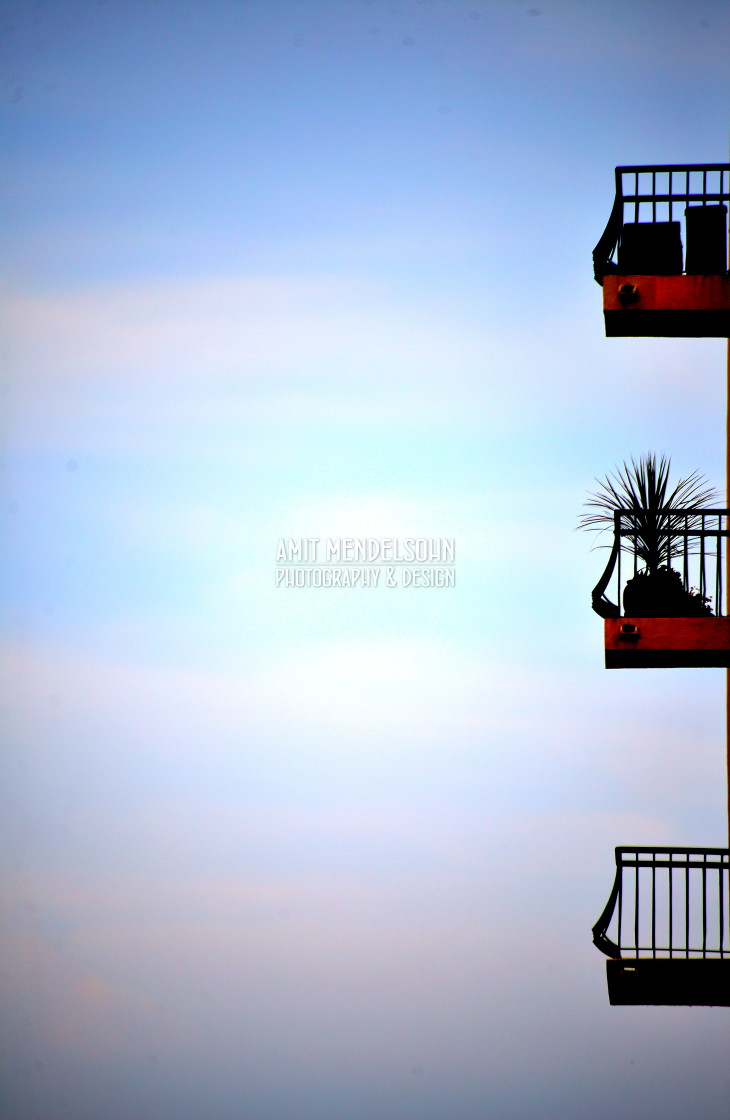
[577,453,718,573]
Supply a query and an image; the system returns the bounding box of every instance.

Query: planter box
[604,616,730,668]
[603,273,730,337]
[616,222,683,275]
[606,958,730,1006]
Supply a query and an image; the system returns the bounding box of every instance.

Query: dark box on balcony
[617,221,683,275]
[685,204,728,274]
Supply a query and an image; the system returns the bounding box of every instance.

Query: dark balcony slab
[606,958,730,1006]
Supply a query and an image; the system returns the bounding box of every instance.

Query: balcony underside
[606,958,730,1006]
[602,274,730,337]
[604,617,730,668]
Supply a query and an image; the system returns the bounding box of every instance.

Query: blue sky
[2,2,730,1118]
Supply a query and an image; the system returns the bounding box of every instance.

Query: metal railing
[591,507,729,619]
[593,847,730,959]
[593,163,730,282]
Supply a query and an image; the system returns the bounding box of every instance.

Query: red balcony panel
[603,274,730,337]
[604,616,730,668]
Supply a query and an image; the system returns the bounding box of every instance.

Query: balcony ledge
[603,273,730,337]
[606,958,730,1006]
[604,616,730,668]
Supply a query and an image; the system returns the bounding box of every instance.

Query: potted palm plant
[578,453,717,617]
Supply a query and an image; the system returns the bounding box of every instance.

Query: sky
[2,1,730,1118]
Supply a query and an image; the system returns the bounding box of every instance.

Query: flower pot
[622,566,712,618]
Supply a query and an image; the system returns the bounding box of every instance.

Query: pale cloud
[3,634,722,798]
[271,492,466,542]
[3,272,521,465]
[5,274,488,388]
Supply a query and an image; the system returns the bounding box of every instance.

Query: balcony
[593,164,730,337]
[592,847,730,1006]
[591,507,730,667]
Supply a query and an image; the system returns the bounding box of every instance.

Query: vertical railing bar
[616,511,621,613]
[718,860,724,959]
[668,853,673,959]
[685,861,690,958]
[651,854,656,957]
[700,513,706,599]
[635,854,640,956]
[634,171,639,224]
[652,170,656,222]
[720,512,725,618]
[721,855,725,954]
[716,514,721,617]
[683,510,689,591]
[617,854,624,956]
[702,864,708,959]
[716,515,725,622]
